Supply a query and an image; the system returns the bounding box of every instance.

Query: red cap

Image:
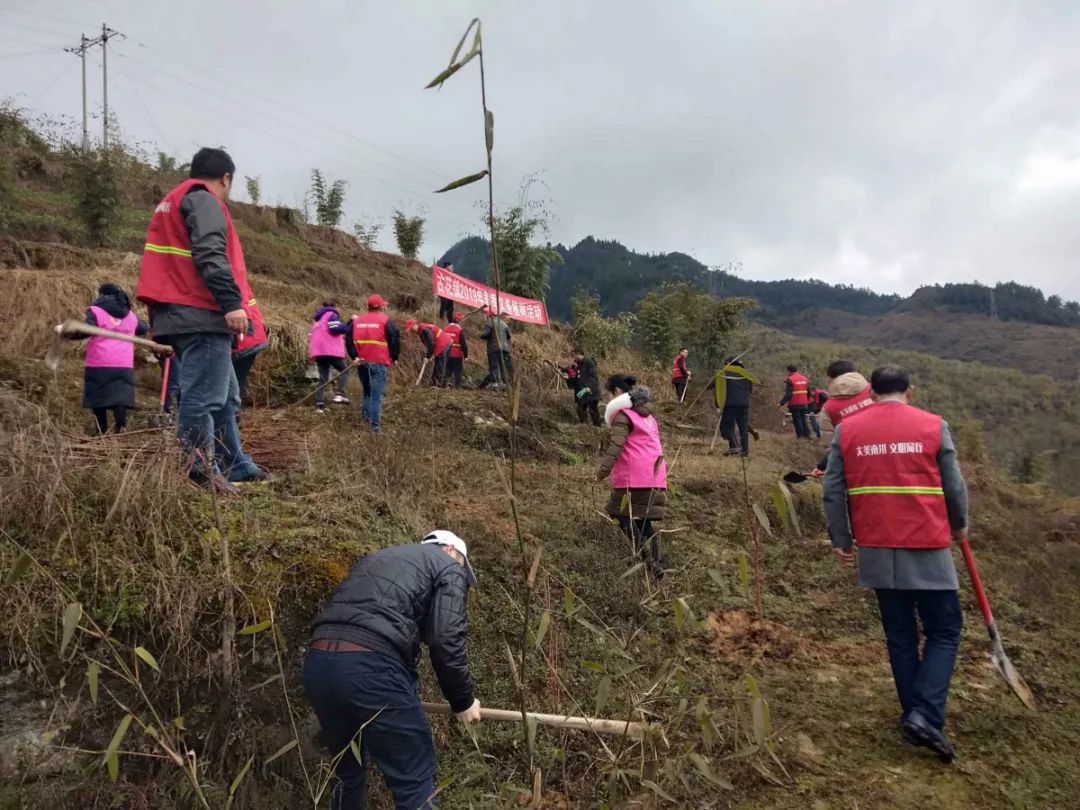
[452,312,464,323]
[367,294,387,309]
[405,319,418,331]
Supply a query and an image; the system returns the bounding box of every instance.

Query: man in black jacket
[570,349,601,426]
[478,309,513,389]
[303,531,480,809]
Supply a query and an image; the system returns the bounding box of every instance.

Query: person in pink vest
[67,283,148,434]
[308,301,351,413]
[596,374,668,581]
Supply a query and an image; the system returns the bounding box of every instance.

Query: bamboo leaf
[534,610,552,648]
[237,620,272,636]
[619,492,630,514]
[580,659,604,673]
[104,714,133,782]
[425,48,479,89]
[225,756,254,809]
[737,552,750,595]
[4,551,32,586]
[751,698,768,746]
[708,568,726,588]
[484,110,494,159]
[60,602,82,656]
[771,483,789,529]
[575,616,604,637]
[273,622,287,654]
[619,561,645,582]
[641,779,677,803]
[264,739,298,766]
[745,673,762,701]
[248,673,283,691]
[778,480,801,536]
[350,739,363,764]
[687,752,734,790]
[134,646,160,673]
[674,597,693,630]
[752,503,773,537]
[596,675,612,714]
[471,20,482,53]
[695,697,713,748]
[87,660,99,705]
[563,586,575,617]
[434,169,488,194]
[448,18,479,66]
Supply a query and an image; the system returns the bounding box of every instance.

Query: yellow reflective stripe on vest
[144,242,193,257]
[847,486,944,496]
[354,340,388,347]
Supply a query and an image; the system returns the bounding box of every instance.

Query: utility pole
[64,34,92,152]
[100,23,123,150]
[990,287,999,320]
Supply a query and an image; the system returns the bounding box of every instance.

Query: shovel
[415,357,430,386]
[783,471,809,484]
[959,537,1036,710]
[46,319,172,371]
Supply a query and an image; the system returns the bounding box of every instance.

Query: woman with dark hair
[69,283,149,434]
[308,300,350,413]
[596,374,668,581]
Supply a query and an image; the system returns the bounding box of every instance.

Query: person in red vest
[671,348,691,400]
[810,359,875,477]
[341,294,400,432]
[778,364,812,439]
[808,386,828,439]
[405,319,453,387]
[442,313,468,387]
[135,148,266,494]
[823,365,968,763]
[64,283,148,434]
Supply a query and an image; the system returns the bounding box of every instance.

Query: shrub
[571,293,634,359]
[310,169,346,227]
[76,150,121,247]
[392,210,425,259]
[245,175,262,205]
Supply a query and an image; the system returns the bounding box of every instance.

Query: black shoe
[232,467,269,483]
[902,711,955,763]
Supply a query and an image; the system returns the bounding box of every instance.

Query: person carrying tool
[478,308,513,390]
[569,349,602,426]
[810,359,875,477]
[406,319,453,387]
[442,312,468,387]
[231,303,268,405]
[342,294,400,432]
[436,260,457,322]
[778,364,812,439]
[808,385,828,439]
[597,375,668,581]
[671,348,691,400]
[65,283,149,434]
[135,147,267,493]
[309,301,350,413]
[707,358,759,456]
[823,364,968,763]
[303,531,480,809]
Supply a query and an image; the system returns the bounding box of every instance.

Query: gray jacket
[147,188,243,339]
[823,402,968,590]
[479,316,511,353]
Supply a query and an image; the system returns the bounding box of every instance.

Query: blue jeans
[172,333,259,480]
[808,411,821,438]
[303,649,436,809]
[876,589,963,730]
[358,363,388,431]
[789,405,810,438]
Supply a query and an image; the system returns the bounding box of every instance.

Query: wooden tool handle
[420,701,645,739]
[60,320,173,354]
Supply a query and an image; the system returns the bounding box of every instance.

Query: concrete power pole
[100,24,124,150]
[64,34,92,152]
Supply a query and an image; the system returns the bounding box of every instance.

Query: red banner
[432,265,548,325]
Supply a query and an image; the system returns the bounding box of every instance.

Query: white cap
[421,530,476,585]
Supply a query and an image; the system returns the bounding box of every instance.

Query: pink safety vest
[611,408,668,490]
[85,306,138,369]
[309,310,346,359]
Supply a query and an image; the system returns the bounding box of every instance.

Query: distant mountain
[440,235,1080,378]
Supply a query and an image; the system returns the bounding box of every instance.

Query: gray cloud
[4,0,1079,299]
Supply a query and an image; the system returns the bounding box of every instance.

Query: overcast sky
[3,0,1079,300]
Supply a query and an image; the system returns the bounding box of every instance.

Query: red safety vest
[136,179,267,349]
[444,323,464,359]
[839,403,951,550]
[786,372,810,406]
[419,323,452,356]
[810,388,827,411]
[823,385,874,426]
[671,355,688,381]
[352,311,392,366]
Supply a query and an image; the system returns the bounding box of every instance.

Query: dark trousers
[438,297,454,321]
[808,411,822,438]
[93,406,127,434]
[672,378,687,400]
[480,350,513,387]
[876,589,963,730]
[232,352,258,404]
[617,516,662,578]
[303,649,437,809]
[446,357,464,387]
[315,356,349,407]
[788,405,810,438]
[431,349,450,387]
[576,398,601,426]
[720,405,750,454]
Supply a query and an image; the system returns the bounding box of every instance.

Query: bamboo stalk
[420,702,646,739]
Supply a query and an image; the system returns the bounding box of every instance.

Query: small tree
[244,175,262,205]
[77,151,120,247]
[155,151,177,174]
[637,282,755,371]
[571,293,634,359]
[353,217,382,250]
[310,169,347,226]
[392,210,425,259]
[489,205,561,300]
